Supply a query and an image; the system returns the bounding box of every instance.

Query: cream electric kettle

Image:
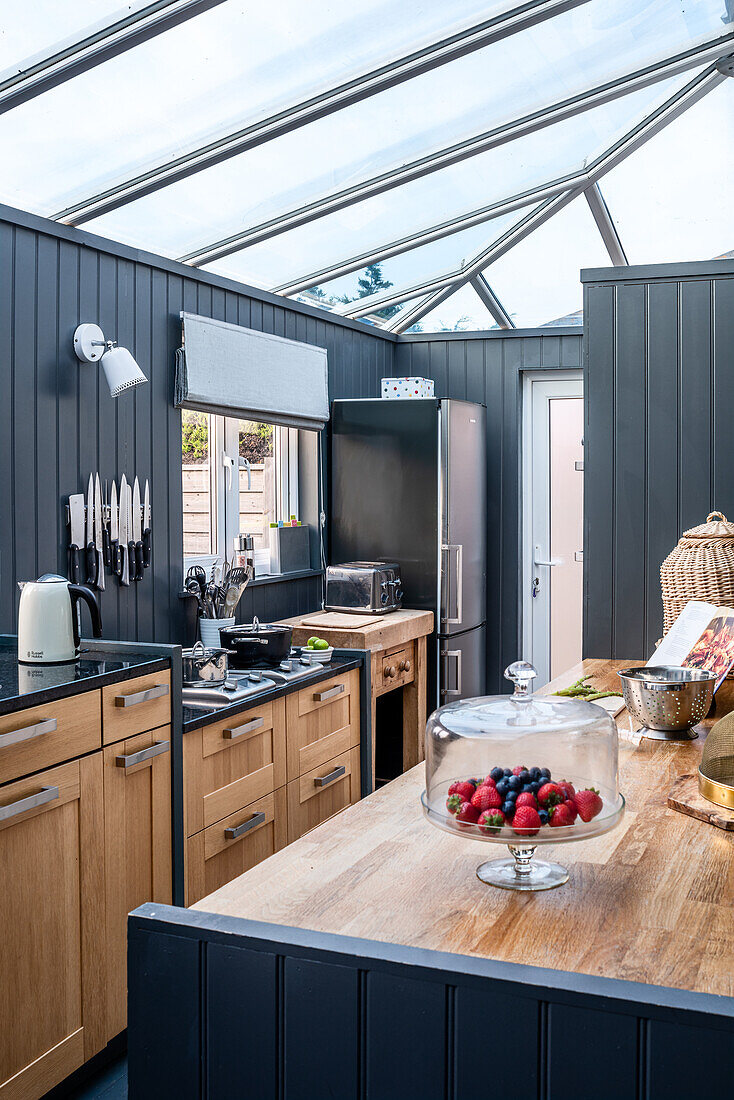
[17,574,102,664]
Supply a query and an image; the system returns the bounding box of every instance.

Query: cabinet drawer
[102,670,171,745]
[286,670,359,782]
[184,699,286,836]
[377,643,415,695]
[286,746,360,844]
[186,787,287,906]
[0,690,101,786]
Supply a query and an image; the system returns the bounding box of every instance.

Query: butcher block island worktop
[191,658,733,997]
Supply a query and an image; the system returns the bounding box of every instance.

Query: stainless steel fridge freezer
[330,398,487,704]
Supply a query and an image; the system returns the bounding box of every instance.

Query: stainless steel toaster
[325,562,403,614]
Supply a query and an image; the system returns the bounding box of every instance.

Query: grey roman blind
[175,312,329,430]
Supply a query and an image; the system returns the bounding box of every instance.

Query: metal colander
[700,713,734,809]
[617,666,716,733]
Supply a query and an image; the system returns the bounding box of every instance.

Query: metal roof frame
[470,275,515,328]
[380,62,729,332]
[175,26,734,269]
[52,0,593,225]
[0,0,227,115]
[585,183,628,266]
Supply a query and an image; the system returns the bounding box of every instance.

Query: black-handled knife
[85,474,97,585]
[102,480,111,568]
[142,479,151,567]
[135,540,145,581]
[110,479,122,577]
[68,493,85,585]
[68,544,81,583]
[128,538,137,580]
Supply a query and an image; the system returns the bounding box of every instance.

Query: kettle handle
[68,584,103,648]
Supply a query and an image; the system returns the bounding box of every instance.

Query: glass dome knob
[504,661,537,697]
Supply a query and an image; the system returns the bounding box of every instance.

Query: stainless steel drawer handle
[223,716,264,740]
[314,684,345,703]
[224,811,266,840]
[0,785,59,823]
[0,717,57,749]
[314,764,346,788]
[115,740,170,769]
[114,683,169,708]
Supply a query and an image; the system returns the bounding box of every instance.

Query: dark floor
[44,1055,127,1100]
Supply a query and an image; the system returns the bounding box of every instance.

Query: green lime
[314,638,329,650]
[306,636,320,648]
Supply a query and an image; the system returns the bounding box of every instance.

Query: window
[182,412,300,572]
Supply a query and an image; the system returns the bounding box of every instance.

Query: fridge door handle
[441,544,463,626]
[440,648,462,697]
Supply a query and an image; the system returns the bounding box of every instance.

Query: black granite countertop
[0,636,174,716]
[182,653,364,733]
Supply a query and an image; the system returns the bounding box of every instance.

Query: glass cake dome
[421,661,625,891]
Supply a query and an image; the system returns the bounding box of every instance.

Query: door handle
[115,740,170,769]
[114,683,169,707]
[442,544,463,625]
[314,764,346,787]
[313,684,344,703]
[533,544,559,568]
[0,785,59,823]
[441,649,462,698]
[0,716,57,749]
[223,716,264,740]
[224,811,266,840]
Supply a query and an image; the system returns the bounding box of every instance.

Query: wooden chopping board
[667,773,734,831]
[299,612,385,629]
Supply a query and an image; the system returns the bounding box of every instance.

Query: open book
[648,600,734,690]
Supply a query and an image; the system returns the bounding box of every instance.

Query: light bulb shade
[101,345,147,397]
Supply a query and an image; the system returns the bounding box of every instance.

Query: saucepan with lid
[181,640,229,686]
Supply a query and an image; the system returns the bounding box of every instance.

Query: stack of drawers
[184,668,361,905]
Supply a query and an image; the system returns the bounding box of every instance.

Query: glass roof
[0,0,732,333]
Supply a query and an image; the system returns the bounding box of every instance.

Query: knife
[142,479,151,568]
[94,474,105,591]
[102,479,111,568]
[127,480,136,584]
[119,475,129,586]
[132,477,143,581]
[68,494,85,583]
[110,480,122,577]
[85,473,97,586]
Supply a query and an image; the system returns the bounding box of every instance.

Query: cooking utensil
[220,621,293,669]
[85,473,97,586]
[94,474,105,591]
[181,640,229,686]
[617,666,716,736]
[126,479,135,586]
[110,480,121,577]
[143,479,151,567]
[187,564,207,601]
[102,479,111,568]
[699,710,734,809]
[119,475,130,586]
[132,477,143,581]
[68,493,85,583]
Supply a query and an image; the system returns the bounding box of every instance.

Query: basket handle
[707,511,728,523]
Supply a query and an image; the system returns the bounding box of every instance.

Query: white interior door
[523,372,584,686]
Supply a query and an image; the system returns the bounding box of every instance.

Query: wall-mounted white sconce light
[73,323,148,397]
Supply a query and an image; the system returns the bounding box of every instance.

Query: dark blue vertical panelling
[366,970,447,1099]
[283,957,359,1099]
[206,944,278,1098]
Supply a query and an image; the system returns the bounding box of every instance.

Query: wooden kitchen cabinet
[286,745,360,843]
[285,669,359,782]
[0,690,100,787]
[0,755,106,1100]
[102,669,171,745]
[103,728,172,1040]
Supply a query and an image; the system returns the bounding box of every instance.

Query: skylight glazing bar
[52,0,598,225]
[175,26,734,267]
[388,287,456,334]
[470,275,515,328]
[584,183,628,266]
[0,0,227,115]
[273,175,582,297]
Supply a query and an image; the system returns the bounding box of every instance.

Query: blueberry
[538,809,549,825]
[506,789,518,802]
[530,767,541,781]
[521,783,534,793]
[502,800,515,819]
[517,770,530,784]
[508,775,521,791]
[490,767,504,783]
[503,768,512,777]
[539,767,551,779]
[496,778,509,795]
[529,781,541,794]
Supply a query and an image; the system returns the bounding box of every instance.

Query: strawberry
[512,764,528,775]
[478,808,505,835]
[515,791,537,809]
[471,784,502,811]
[537,782,564,808]
[448,780,476,802]
[512,805,541,836]
[574,788,603,822]
[549,802,575,827]
[446,794,464,815]
[556,780,576,800]
[455,800,480,826]
[563,798,578,822]
[482,775,497,788]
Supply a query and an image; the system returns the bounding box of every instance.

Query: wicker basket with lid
[661,511,734,633]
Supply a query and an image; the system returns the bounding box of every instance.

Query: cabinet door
[0,756,105,1099]
[286,746,361,844]
[104,727,172,1039]
[285,671,360,781]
